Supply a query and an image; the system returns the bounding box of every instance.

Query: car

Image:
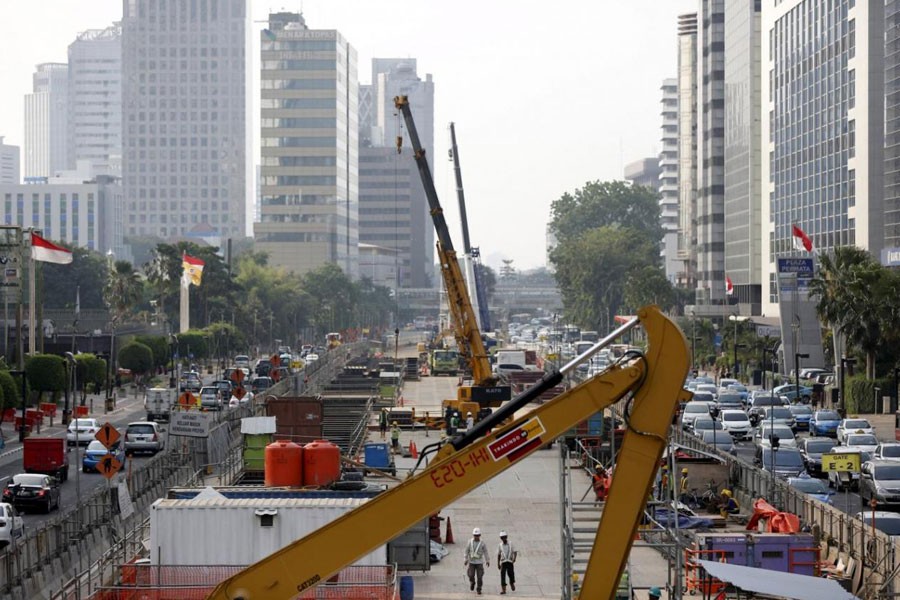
[859,460,900,508]
[124,421,165,455]
[843,433,878,454]
[787,475,835,504]
[788,404,813,430]
[875,442,900,462]
[748,393,788,425]
[853,511,900,539]
[680,402,714,431]
[715,393,743,412]
[179,371,202,392]
[496,363,525,379]
[691,418,726,437]
[255,359,272,376]
[67,418,100,446]
[719,410,752,440]
[837,418,875,444]
[761,406,796,430]
[798,367,829,382]
[798,437,837,477]
[223,367,251,383]
[756,423,797,448]
[718,378,739,390]
[690,391,716,405]
[773,384,813,403]
[695,384,719,398]
[0,503,24,549]
[212,379,234,399]
[234,355,251,369]
[199,386,222,411]
[809,410,842,437]
[755,447,807,479]
[726,383,750,403]
[699,430,737,455]
[827,447,872,491]
[2,474,60,513]
[82,439,126,473]
[250,376,274,394]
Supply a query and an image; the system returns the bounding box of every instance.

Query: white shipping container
[150,497,387,566]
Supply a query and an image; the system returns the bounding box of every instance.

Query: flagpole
[180,276,190,333]
[28,245,36,356]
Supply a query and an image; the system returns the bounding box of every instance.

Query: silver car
[124,421,165,455]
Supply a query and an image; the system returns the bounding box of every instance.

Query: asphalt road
[0,388,167,528]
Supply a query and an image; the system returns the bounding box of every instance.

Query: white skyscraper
[24,63,69,179]
[68,23,122,176]
[659,78,680,283]
[0,138,20,184]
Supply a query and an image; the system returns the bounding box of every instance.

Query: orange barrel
[302,439,341,487]
[264,440,303,487]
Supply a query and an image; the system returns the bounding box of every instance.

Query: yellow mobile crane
[394,95,510,407]
[207,305,690,600]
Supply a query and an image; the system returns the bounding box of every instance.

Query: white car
[837,418,875,443]
[843,433,878,454]
[0,502,24,549]
[234,354,251,369]
[67,418,100,446]
[680,402,714,431]
[875,442,900,462]
[757,423,798,448]
[719,410,752,440]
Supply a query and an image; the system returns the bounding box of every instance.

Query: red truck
[23,438,69,482]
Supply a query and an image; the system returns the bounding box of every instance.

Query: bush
[135,335,169,369]
[24,355,66,400]
[0,370,19,407]
[118,342,154,379]
[847,375,895,414]
[175,330,209,360]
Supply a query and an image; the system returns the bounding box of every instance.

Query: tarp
[746,498,800,532]
[240,416,276,435]
[695,559,857,600]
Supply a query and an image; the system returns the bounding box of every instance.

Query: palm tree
[808,246,874,374]
[104,260,143,324]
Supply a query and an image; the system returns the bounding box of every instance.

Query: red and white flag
[725,276,734,296]
[792,224,813,252]
[31,232,72,265]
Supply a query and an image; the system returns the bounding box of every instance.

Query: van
[124,421,165,455]
[144,387,176,422]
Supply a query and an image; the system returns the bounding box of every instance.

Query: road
[0,388,166,528]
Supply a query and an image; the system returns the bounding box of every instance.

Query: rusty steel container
[264,440,303,487]
[266,396,324,442]
[302,439,341,487]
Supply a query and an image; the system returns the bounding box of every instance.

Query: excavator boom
[206,305,690,600]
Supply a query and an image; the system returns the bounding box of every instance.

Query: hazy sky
[0,1,691,271]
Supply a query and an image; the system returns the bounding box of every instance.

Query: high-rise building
[24,63,69,179]
[0,138,20,184]
[695,0,726,307]
[68,23,122,176]
[358,59,434,288]
[659,78,680,283]
[723,0,762,313]
[885,1,900,251]
[677,13,698,290]
[255,12,359,277]
[624,158,662,190]
[122,0,250,241]
[762,0,885,315]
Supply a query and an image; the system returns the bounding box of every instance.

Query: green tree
[174,331,209,360]
[118,342,154,382]
[302,264,358,336]
[74,353,107,403]
[0,370,20,408]
[24,354,66,404]
[135,335,169,370]
[105,260,143,323]
[42,247,110,310]
[622,266,676,314]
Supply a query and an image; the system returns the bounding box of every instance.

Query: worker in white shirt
[497,531,518,594]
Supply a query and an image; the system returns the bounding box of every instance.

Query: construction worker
[592,465,611,501]
[719,489,740,518]
[464,527,489,594]
[678,467,690,503]
[379,409,389,440]
[657,465,669,501]
[649,586,662,599]
[390,422,401,454]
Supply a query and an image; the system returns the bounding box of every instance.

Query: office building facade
[659,79,680,283]
[677,13,698,290]
[762,0,885,315]
[695,0,727,307]
[358,59,434,288]
[121,0,250,241]
[723,0,762,313]
[885,0,900,251]
[68,24,122,176]
[255,12,359,277]
[0,138,20,185]
[24,63,69,179]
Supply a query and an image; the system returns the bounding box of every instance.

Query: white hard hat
[499,531,508,537]
[467,411,472,415]
[472,527,481,535]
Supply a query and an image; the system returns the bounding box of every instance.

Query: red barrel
[264,440,303,487]
[303,439,341,487]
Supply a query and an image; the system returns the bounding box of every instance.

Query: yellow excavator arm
[206,305,690,600]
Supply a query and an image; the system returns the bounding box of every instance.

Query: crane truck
[395,96,509,408]
[206,304,690,600]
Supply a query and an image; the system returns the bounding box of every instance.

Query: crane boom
[206,305,690,600]
[394,96,497,392]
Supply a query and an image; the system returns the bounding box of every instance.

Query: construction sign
[95,422,120,449]
[233,386,247,401]
[230,368,245,385]
[97,454,123,480]
[179,391,197,409]
[822,452,861,473]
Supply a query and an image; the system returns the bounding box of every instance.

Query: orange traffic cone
[445,517,455,544]
[409,440,418,459]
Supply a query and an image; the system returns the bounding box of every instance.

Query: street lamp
[9,370,27,442]
[169,333,178,388]
[794,353,809,403]
[690,310,696,370]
